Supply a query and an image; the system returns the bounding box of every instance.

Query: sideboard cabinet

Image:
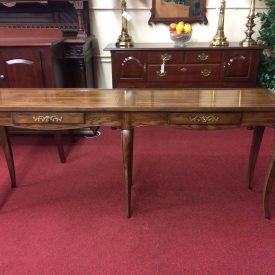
[104,43,263,88]
[0,28,63,88]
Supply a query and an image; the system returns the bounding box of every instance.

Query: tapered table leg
[0,126,16,188]
[263,132,275,219]
[55,132,66,163]
[121,129,134,218]
[248,126,265,190]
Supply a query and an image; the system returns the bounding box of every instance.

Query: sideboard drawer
[12,112,84,124]
[184,51,222,64]
[148,64,220,82]
[148,52,184,64]
[168,112,242,125]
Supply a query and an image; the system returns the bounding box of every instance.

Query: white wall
[89,0,267,88]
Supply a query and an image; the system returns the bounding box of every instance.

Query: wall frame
[149,0,208,25]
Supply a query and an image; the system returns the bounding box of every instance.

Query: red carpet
[0,127,275,274]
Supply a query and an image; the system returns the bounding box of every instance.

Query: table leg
[0,126,16,188]
[263,132,275,219]
[248,126,265,190]
[121,129,134,218]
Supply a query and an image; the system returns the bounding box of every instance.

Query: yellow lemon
[176,22,185,34]
[184,23,192,33]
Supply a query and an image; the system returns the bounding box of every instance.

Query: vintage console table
[0,88,274,219]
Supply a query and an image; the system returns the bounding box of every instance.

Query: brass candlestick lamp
[116,0,133,48]
[240,0,257,47]
[210,0,229,47]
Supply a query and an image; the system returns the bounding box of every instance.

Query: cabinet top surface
[0,88,274,112]
[104,42,264,51]
[0,28,63,47]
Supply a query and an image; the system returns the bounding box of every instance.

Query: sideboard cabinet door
[0,48,44,88]
[111,52,147,88]
[222,50,260,85]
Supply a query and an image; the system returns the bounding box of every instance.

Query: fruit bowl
[170,31,192,47]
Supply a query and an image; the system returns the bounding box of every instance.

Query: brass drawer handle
[198,53,209,61]
[189,114,220,124]
[156,70,167,77]
[201,68,212,77]
[160,53,172,62]
[33,115,63,123]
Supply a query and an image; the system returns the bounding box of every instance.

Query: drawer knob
[180,67,188,73]
[33,115,63,123]
[201,68,212,77]
[0,74,5,80]
[189,114,220,124]
[198,53,209,61]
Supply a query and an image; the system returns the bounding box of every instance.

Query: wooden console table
[104,43,263,89]
[0,88,274,218]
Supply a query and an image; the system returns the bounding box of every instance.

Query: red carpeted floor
[0,127,275,274]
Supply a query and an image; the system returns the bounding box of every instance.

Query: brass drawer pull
[33,115,63,123]
[189,114,220,124]
[198,53,209,61]
[201,68,212,77]
[156,70,167,77]
[160,53,172,62]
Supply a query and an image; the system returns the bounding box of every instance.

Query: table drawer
[148,64,220,82]
[12,112,84,124]
[148,52,184,64]
[168,112,242,125]
[184,51,222,64]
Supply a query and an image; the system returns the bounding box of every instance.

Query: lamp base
[239,38,257,47]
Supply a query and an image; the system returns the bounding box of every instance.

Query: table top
[0,88,274,112]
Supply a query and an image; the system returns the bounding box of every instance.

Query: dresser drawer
[184,51,222,64]
[168,112,242,125]
[148,64,220,82]
[12,112,84,124]
[148,52,184,64]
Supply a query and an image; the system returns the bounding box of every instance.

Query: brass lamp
[210,0,229,47]
[116,0,133,48]
[240,0,257,47]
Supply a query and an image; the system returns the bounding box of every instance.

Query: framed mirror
[149,0,208,25]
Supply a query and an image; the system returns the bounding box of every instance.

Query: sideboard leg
[248,126,265,190]
[121,129,134,218]
[0,126,16,188]
[263,134,275,219]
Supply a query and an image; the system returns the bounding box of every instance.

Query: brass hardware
[201,69,212,77]
[189,114,220,124]
[240,0,257,47]
[210,0,229,47]
[197,53,209,61]
[180,67,188,72]
[116,0,133,48]
[156,70,167,77]
[33,115,63,123]
[143,63,147,72]
[0,74,5,80]
[160,54,172,62]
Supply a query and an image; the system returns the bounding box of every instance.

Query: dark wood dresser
[0,0,95,88]
[104,43,263,88]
